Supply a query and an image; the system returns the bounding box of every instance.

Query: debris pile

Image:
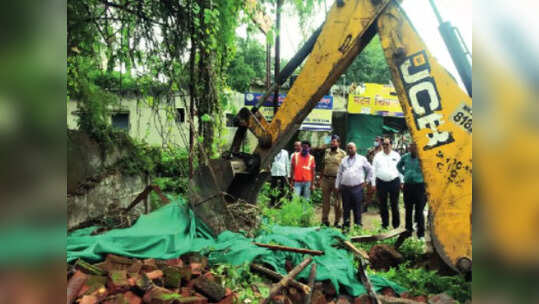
[67,253,235,304]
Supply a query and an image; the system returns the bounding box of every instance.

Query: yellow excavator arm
[189,0,471,273]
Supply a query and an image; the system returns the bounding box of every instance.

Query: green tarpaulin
[347,114,384,155]
[67,198,405,297]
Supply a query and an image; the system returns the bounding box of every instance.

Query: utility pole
[273,0,282,116]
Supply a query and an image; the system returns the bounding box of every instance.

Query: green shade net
[67,198,405,297]
[347,114,384,155]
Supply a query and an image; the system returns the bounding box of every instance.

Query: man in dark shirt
[397,142,426,239]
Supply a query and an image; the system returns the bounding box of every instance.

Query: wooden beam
[350,228,408,243]
[261,257,313,304]
[253,242,324,256]
[250,264,311,294]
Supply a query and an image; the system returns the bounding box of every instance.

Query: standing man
[320,135,347,227]
[290,140,316,200]
[397,142,426,239]
[291,141,302,160]
[270,148,290,207]
[335,142,373,232]
[372,138,403,229]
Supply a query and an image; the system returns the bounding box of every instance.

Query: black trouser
[403,182,426,237]
[341,184,364,227]
[376,177,401,229]
[270,176,288,206]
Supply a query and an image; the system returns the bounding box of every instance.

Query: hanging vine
[68,0,243,161]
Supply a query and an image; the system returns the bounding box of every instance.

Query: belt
[341,182,364,188]
[323,175,337,178]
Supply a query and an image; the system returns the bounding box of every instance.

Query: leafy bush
[375,262,471,303]
[212,262,269,302]
[261,195,315,227]
[311,188,322,205]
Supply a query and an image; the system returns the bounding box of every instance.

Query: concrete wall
[67,130,147,229]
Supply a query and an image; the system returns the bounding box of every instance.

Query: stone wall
[67,130,147,229]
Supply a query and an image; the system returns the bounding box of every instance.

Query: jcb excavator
[189,0,472,274]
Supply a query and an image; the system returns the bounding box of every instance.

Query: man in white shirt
[372,137,403,229]
[270,149,290,206]
[335,142,374,231]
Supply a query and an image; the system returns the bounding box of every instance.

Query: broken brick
[163,266,182,289]
[271,294,286,304]
[135,273,153,291]
[107,270,129,294]
[190,263,202,276]
[216,293,236,304]
[379,287,397,297]
[80,275,108,296]
[109,270,129,286]
[368,244,404,271]
[145,269,164,280]
[354,295,370,304]
[68,270,88,304]
[336,295,352,304]
[193,276,226,302]
[202,272,215,282]
[287,287,303,304]
[322,281,337,297]
[164,258,184,267]
[143,258,156,266]
[311,289,327,304]
[127,260,143,274]
[181,287,193,297]
[124,291,142,304]
[179,292,208,304]
[78,295,98,304]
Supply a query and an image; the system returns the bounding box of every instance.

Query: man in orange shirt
[290,140,316,200]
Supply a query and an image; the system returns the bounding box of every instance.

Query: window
[111,113,129,130]
[176,108,185,123]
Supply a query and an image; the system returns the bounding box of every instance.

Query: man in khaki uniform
[321,134,347,227]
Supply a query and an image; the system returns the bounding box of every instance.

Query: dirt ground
[314,193,433,251]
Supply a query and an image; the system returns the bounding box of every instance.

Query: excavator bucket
[188,158,255,236]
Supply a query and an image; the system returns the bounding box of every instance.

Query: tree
[343,35,391,84]
[225,38,267,92]
[67,0,245,172]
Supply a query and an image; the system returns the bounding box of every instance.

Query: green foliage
[225,37,267,92]
[376,262,471,302]
[311,188,322,205]
[262,195,315,227]
[343,35,391,84]
[212,262,269,302]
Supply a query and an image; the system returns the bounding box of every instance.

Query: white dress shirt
[335,154,373,188]
[271,149,290,177]
[372,150,403,185]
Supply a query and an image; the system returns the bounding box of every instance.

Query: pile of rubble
[67,252,454,304]
[67,253,235,304]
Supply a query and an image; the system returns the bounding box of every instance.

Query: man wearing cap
[320,135,347,227]
[335,142,374,232]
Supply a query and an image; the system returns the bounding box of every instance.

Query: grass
[251,182,472,303]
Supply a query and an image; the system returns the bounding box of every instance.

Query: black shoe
[322,221,330,227]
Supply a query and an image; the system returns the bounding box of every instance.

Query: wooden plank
[350,228,408,243]
[253,242,324,256]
